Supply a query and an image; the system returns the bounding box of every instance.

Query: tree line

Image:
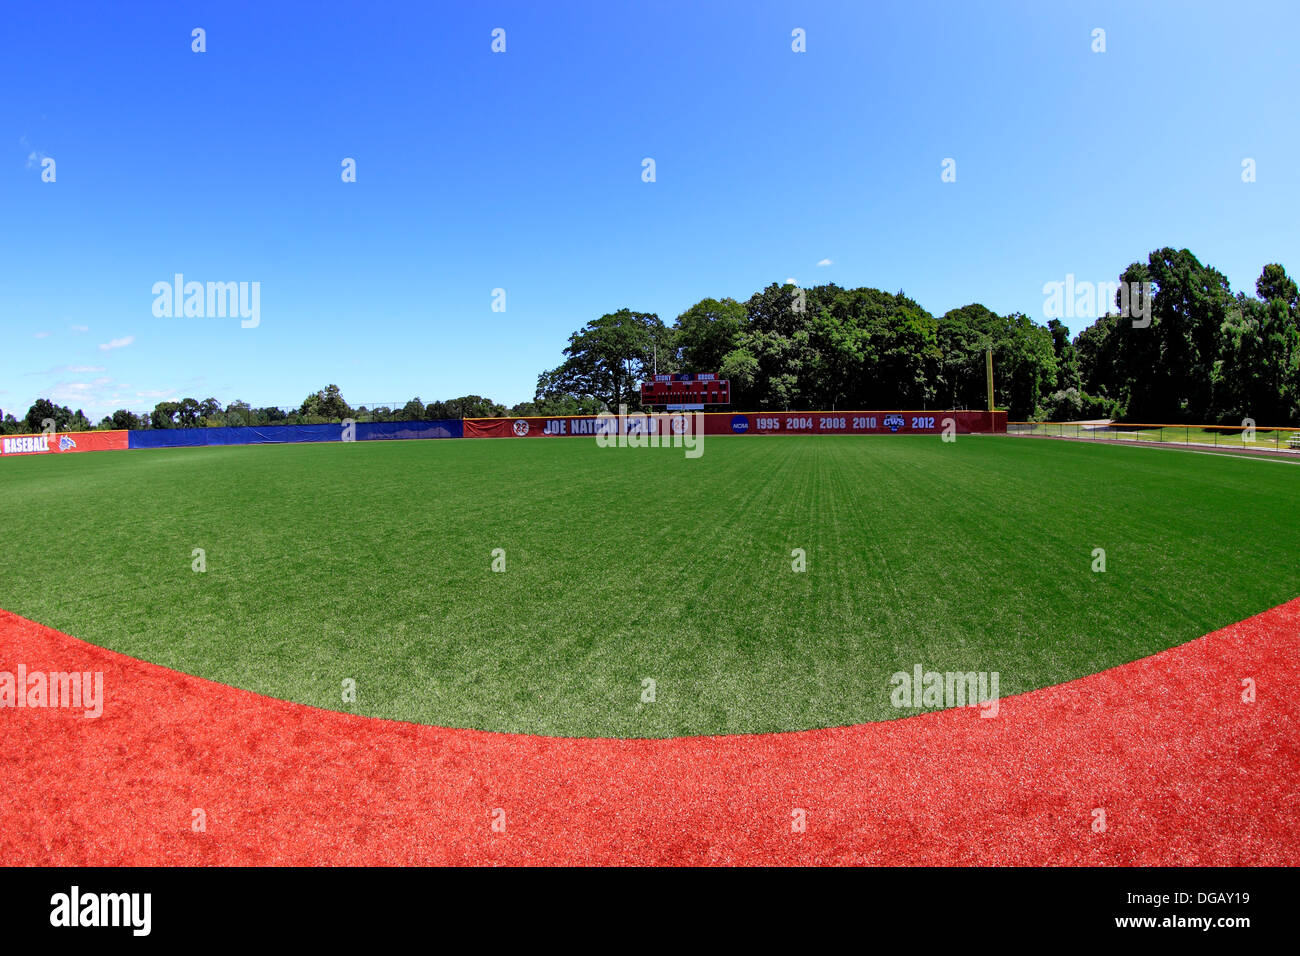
[533,247,1300,424]
[0,389,528,435]
[5,246,1297,434]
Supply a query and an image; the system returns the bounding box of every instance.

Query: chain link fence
[1008,421,1300,454]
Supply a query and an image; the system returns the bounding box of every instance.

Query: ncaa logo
[884,414,905,433]
[730,415,749,434]
[512,419,530,437]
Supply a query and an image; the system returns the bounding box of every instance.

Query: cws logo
[512,420,530,437]
[730,415,749,434]
[884,414,905,433]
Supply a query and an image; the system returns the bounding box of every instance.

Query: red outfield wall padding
[705,410,1005,435]
[464,411,1006,439]
[0,429,128,457]
[464,413,703,439]
[1,597,1296,865]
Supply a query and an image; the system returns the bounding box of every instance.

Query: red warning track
[2,602,1298,865]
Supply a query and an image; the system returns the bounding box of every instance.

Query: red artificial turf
[2,602,1297,865]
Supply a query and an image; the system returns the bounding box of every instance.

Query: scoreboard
[640,373,730,407]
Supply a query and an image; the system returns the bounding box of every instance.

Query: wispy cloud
[27,364,108,376]
[44,376,139,412]
[817,258,833,267]
[33,331,51,339]
[20,134,48,170]
[99,336,134,351]
[70,324,89,333]
[61,378,113,393]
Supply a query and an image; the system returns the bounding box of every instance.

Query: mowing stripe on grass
[2,435,1298,736]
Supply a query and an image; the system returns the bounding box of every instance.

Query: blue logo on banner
[731,415,749,433]
[884,414,905,433]
[58,435,77,450]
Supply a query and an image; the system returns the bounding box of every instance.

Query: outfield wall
[1,411,1003,459]
[705,410,1004,435]
[465,410,1006,438]
[127,419,463,449]
[0,430,129,457]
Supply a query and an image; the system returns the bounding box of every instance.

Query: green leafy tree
[509,393,607,417]
[25,398,74,432]
[224,400,252,426]
[299,384,352,421]
[176,397,201,426]
[1074,313,1123,409]
[539,309,666,412]
[935,305,1003,411]
[1257,263,1299,309]
[109,409,142,430]
[427,395,507,419]
[1046,319,1081,392]
[150,401,180,429]
[674,298,745,373]
[1142,248,1232,420]
[1215,291,1299,424]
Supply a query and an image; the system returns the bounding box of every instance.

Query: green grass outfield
[1013,421,1300,448]
[2,435,1298,737]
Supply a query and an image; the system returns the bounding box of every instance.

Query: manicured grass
[2,435,1298,737]
[1014,421,1300,448]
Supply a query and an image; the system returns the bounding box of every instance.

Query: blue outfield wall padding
[357,420,462,440]
[204,425,342,446]
[127,419,462,449]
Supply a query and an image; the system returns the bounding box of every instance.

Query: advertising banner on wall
[465,411,1005,439]
[463,414,701,439]
[704,410,1005,435]
[0,430,129,457]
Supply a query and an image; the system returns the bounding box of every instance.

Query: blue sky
[3,0,1298,419]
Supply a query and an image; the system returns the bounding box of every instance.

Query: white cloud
[28,364,107,376]
[70,324,89,333]
[817,258,834,267]
[21,135,48,171]
[785,277,799,286]
[33,331,51,339]
[99,336,135,351]
[45,376,137,411]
